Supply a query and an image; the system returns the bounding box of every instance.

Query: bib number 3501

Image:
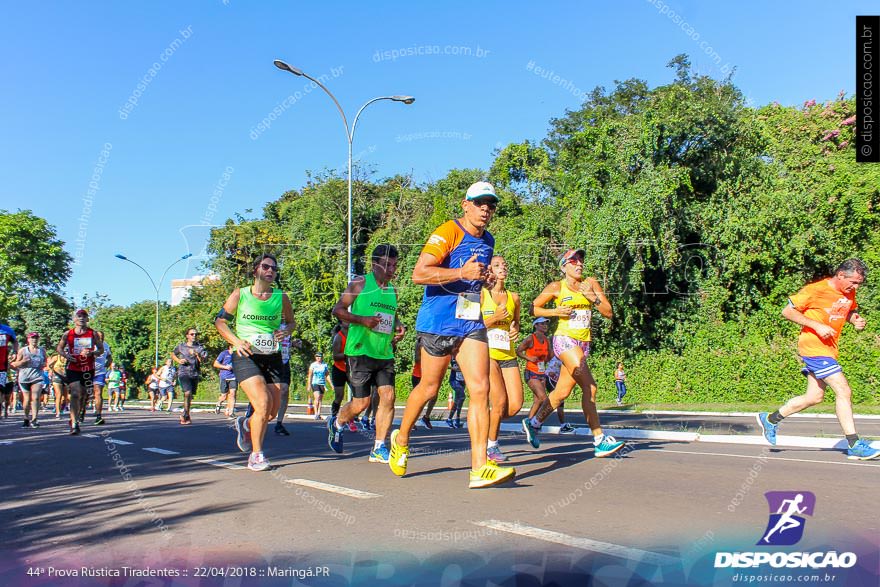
[250,333,279,354]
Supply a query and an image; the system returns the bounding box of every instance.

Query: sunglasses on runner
[260,263,278,272]
[470,198,497,210]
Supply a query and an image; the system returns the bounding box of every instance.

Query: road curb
[493,422,880,451]
[119,404,880,450]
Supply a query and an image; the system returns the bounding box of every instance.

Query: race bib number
[455,292,482,320]
[73,337,93,355]
[569,309,592,330]
[372,312,394,335]
[249,333,279,355]
[487,328,510,350]
[536,361,546,374]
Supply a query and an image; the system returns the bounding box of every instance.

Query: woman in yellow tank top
[521,249,626,459]
[480,255,523,463]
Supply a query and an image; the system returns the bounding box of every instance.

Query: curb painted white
[495,422,880,450]
[90,406,880,451]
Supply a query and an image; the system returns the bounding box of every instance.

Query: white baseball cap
[465,181,498,202]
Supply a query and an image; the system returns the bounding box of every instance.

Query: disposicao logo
[758,491,815,546]
[714,491,857,569]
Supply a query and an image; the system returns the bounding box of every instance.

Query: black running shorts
[417,330,488,358]
[232,352,285,386]
[331,365,347,388]
[346,355,395,398]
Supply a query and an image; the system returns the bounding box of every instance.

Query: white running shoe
[247,451,271,471]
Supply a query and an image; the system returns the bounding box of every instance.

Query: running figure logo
[758,491,816,546]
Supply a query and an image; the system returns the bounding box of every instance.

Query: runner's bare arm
[480,289,508,327]
[847,310,866,330]
[9,348,27,369]
[332,277,379,329]
[412,252,485,285]
[282,293,296,330]
[56,334,70,361]
[509,292,522,344]
[531,282,569,318]
[332,334,345,363]
[392,318,406,345]
[781,303,835,339]
[515,334,534,362]
[214,288,251,354]
[582,277,613,319]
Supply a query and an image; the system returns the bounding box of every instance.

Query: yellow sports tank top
[481,288,517,361]
[553,280,592,342]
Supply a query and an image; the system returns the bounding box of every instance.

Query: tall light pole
[273,59,414,281]
[114,253,193,368]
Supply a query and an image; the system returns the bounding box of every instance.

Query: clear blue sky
[1,1,874,306]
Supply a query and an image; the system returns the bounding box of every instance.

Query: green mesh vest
[235,286,283,354]
[345,273,397,359]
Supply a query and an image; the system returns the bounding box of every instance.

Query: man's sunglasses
[470,199,497,210]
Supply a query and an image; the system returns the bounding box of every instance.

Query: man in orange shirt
[757,259,877,460]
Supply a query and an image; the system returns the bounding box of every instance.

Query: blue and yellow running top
[415,220,494,337]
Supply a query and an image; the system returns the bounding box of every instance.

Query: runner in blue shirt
[213,345,237,418]
[307,353,330,420]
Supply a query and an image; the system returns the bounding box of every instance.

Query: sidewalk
[133,401,880,451]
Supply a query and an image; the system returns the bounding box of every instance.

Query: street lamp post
[273,59,414,281]
[114,253,193,368]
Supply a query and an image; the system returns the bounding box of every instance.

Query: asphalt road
[1,410,877,586]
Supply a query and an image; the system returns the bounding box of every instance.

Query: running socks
[373,440,384,450]
[534,397,555,424]
[846,433,860,448]
[488,439,499,449]
[768,411,784,424]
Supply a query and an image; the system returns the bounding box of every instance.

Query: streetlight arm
[158,254,193,294]
[118,257,159,296]
[351,97,397,143]
[296,71,351,142]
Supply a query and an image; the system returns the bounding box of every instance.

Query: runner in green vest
[328,244,405,463]
[214,254,296,472]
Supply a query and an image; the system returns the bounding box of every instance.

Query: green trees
[196,55,878,405]
[10,55,873,406]
[0,210,72,319]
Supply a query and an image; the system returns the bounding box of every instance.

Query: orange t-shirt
[333,332,347,371]
[788,279,856,359]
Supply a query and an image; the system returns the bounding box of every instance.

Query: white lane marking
[82,433,99,438]
[473,520,678,566]
[286,479,381,499]
[0,440,13,445]
[195,458,245,470]
[649,448,880,467]
[106,438,133,445]
[143,447,179,455]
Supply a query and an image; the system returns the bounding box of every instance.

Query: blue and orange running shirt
[789,279,857,359]
[415,220,494,336]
